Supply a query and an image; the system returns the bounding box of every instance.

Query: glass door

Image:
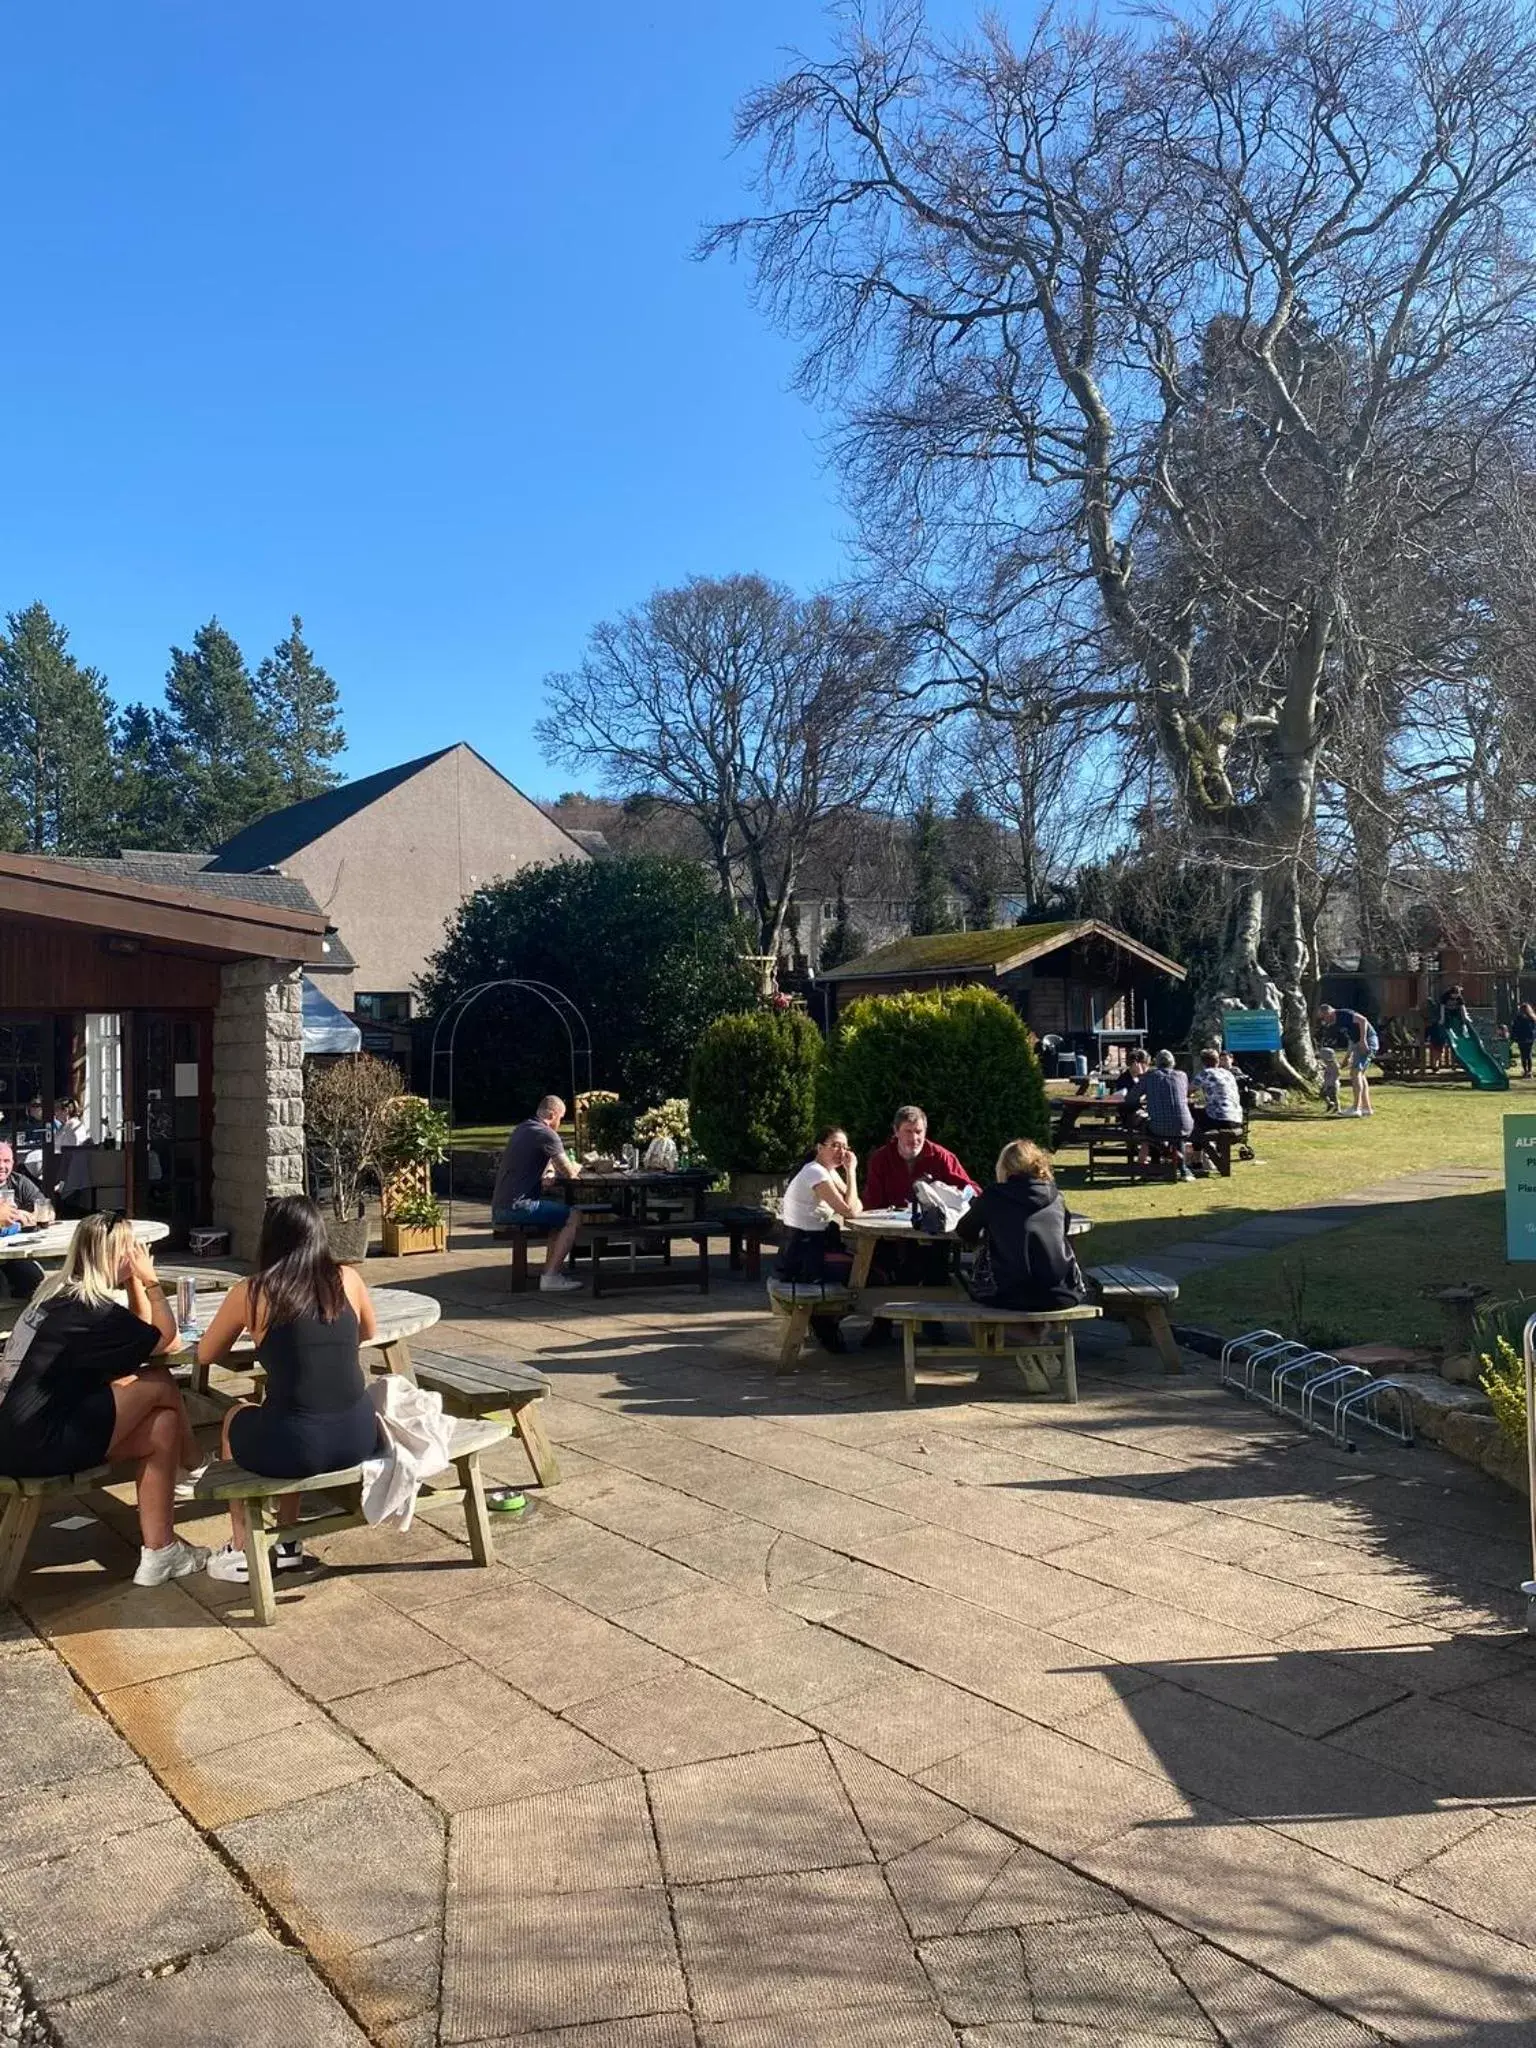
[129,1014,210,1238]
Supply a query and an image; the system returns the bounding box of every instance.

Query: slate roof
[206,747,459,873]
[53,854,324,915]
[817,920,1185,982]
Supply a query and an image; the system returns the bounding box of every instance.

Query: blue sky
[1,2,967,798]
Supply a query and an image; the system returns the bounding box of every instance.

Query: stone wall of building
[212,958,305,1259]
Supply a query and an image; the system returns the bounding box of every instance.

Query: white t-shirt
[1199,1066,1243,1124]
[781,1160,841,1232]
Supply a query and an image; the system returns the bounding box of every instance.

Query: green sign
[1222,1008,1283,1052]
[1504,1115,1536,1260]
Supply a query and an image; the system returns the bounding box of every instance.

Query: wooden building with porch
[816,922,1186,1058]
[0,853,330,1257]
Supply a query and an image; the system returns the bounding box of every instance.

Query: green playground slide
[1446,1020,1510,1090]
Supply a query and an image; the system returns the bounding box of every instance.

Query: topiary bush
[689,1009,824,1172]
[821,985,1049,1179]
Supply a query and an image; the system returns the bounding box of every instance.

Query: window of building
[354,992,412,1025]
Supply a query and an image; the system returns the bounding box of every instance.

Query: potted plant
[633,1097,692,1167]
[383,1185,447,1257]
[379,1095,451,1256]
[303,1054,404,1263]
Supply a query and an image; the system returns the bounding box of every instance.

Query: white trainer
[134,1538,210,1587]
[539,1272,583,1294]
[206,1540,311,1583]
[174,1461,210,1502]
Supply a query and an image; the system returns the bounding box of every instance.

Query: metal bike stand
[1522,1315,1536,1635]
[1334,1376,1414,1451]
[1269,1350,1342,1418]
[1237,1338,1316,1400]
[1220,1330,1301,1396]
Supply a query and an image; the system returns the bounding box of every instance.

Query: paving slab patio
[3,1231,1535,2043]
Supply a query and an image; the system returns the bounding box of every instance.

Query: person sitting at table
[0,1138,52,1303]
[863,1106,980,1210]
[491,1095,584,1295]
[773,1126,862,1353]
[198,1195,381,1583]
[955,1139,1085,1312]
[1144,1050,1198,1180]
[1192,1046,1244,1164]
[0,1213,209,1586]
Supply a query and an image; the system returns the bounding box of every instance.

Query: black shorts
[228,1395,380,1481]
[0,1383,117,1478]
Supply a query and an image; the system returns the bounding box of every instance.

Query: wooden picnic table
[0,1217,170,1263]
[173,1284,442,1394]
[558,1167,715,1222]
[1051,1095,1128,1146]
[843,1208,1091,1300]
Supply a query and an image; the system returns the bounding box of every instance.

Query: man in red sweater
[864,1105,980,1210]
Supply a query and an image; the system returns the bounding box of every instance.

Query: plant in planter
[379,1095,452,1256]
[633,1097,692,1166]
[304,1054,404,1261]
[583,1096,635,1158]
[689,1009,822,1209]
[574,1090,621,1154]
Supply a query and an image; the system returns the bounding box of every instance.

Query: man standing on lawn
[491,1096,584,1292]
[1317,1004,1378,1118]
[864,1105,979,1209]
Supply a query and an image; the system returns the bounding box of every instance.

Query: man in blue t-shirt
[1316,1005,1378,1119]
[491,1096,584,1293]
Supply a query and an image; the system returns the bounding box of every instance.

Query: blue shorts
[1349,1043,1376,1072]
[493,1199,570,1232]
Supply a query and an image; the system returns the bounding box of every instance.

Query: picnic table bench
[406,1347,561,1489]
[194,1415,510,1626]
[879,1298,1101,1405]
[1086,1263,1183,1373]
[767,1278,857,1373]
[1,1466,111,1600]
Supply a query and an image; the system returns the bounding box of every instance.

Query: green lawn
[1061,1080,1534,1351]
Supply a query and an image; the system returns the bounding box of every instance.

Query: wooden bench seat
[1087,1263,1182,1373]
[407,1348,561,1489]
[879,1299,1101,1404]
[0,1466,111,1600]
[496,1206,617,1292]
[766,1279,857,1374]
[194,1415,511,1626]
[589,1220,714,1297]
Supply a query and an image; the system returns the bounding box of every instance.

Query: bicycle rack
[1219,1327,1416,1454]
[1334,1376,1414,1451]
[1220,1330,1303,1396]
[1269,1350,1343,1418]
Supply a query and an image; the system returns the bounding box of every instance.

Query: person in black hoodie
[955,1138,1085,1313]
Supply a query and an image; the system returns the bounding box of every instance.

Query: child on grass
[1319,1045,1340,1114]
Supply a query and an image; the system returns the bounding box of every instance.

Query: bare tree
[710,0,1536,1074]
[537,574,911,958]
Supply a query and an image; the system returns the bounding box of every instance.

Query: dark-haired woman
[773,1126,861,1353]
[197,1195,379,1582]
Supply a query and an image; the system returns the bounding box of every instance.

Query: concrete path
[3,1233,1535,2045]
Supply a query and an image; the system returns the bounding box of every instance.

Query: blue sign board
[1504,1115,1536,1260]
[1222,1009,1283,1052]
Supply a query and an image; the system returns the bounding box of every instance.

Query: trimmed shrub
[689,1009,824,1172]
[821,986,1049,1178]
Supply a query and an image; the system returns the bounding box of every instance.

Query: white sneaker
[1337,1108,1361,1117]
[174,1461,210,1502]
[134,1538,210,1587]
[539,1272,583,1294]
[206,1540,311,1583]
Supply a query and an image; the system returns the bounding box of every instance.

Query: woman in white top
[774,1127,862,1351]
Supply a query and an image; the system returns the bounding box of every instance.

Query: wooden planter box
[382,1220,446,1257]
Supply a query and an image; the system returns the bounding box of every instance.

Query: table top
[572,1167,715,1188]
[0,1217,170,1263]
[168,1283,441,1360]
[846,1208,1092,1238]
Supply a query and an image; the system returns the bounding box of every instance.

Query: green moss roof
[818,920,1185,983]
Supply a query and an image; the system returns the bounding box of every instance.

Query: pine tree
[0,604,118,853]
[154,620,278,848]
[817,879,866,969]
[255,615,346,801]
[113,703,183,849]
[909,800,956,935]
[949,790,1001,928]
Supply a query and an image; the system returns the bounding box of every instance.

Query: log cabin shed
[0,851,331,1257]
[817,921,1186,1055]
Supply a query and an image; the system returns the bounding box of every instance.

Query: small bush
[634,1098,692,1150]
[690,1010,824,1173]
[583,1097,635,1155]
[1480,1337,1528,1450]
[821,986,1049,1177]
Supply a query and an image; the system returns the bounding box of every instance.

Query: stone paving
[3,1225,1536,2045]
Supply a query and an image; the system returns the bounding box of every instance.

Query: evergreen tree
[909,800,955,935]
[817,879,866,969]
[154,620,278,848]
[255,615,346,801]
[0,604,117,853]
[113,702,183,849]
[948,790,1001,928]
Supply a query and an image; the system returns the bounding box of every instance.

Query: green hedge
[689,1008,824,1173]
[821,986,1049,1179]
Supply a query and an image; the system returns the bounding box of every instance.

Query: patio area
[3,1221,1536,2046]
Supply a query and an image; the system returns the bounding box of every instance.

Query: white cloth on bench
[360,1375,455,1530]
